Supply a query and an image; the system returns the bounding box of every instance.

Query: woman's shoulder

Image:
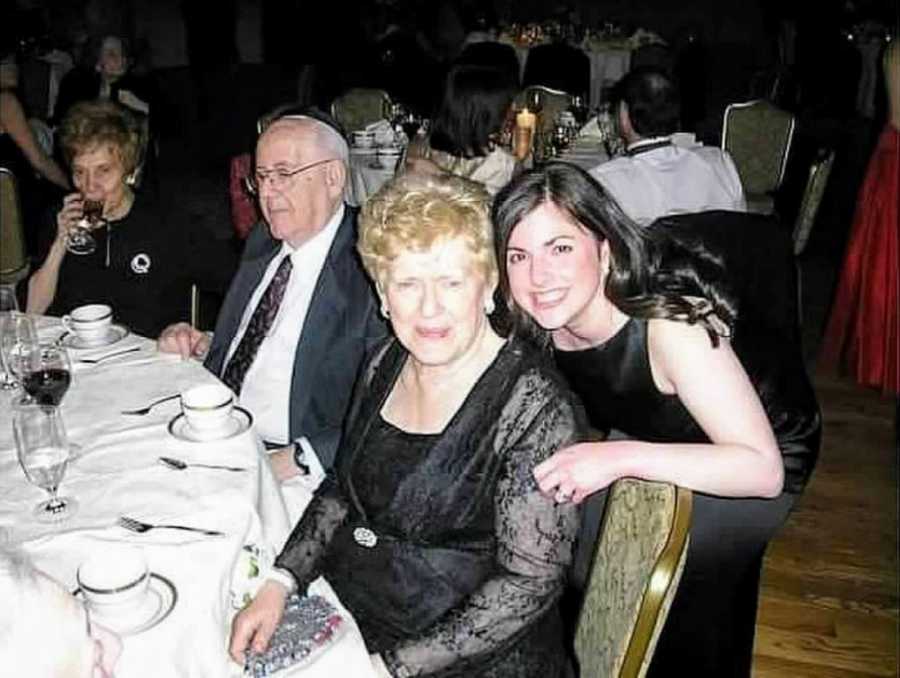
[502,338,583,412]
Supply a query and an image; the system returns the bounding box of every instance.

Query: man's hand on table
[157,322,210,359]
[229,580,288,663]
[268,446,303,482]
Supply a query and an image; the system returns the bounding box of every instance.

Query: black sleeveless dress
[555,318,820,678]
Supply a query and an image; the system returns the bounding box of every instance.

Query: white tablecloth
[0,318,375,678]
[347,149,399,206]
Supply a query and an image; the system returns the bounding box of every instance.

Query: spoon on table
[158,456,247,472]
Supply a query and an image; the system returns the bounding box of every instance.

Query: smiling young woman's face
[504,202,607,335]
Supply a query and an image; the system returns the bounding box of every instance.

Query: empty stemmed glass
[0,289,20,390]
[66,198,105,256]
[0,312,37,392]
[13,402,78,522]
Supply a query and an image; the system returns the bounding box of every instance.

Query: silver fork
[78,346,142,364]
[117,515,223,537]
[121,394,180,416]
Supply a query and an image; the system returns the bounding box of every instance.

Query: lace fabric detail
[276,339,584,677]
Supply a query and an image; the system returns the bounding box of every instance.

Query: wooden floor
[753,369,898,677]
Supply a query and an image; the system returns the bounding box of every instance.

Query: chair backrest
[330,88,391,134]
[0,168,30,286]
[522,42,590,101]
[792,148,835,256]
[574,479,692,678]
[721,99,795,196]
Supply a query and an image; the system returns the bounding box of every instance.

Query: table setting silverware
[157,456,247,472]
[121,394,181,416]
[117,515,223,537]
[77,346,142,364]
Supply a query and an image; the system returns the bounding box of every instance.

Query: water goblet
[13,403,78,522]
[0,312,37,391]
[23,343,73,406]
[66,198,104,256]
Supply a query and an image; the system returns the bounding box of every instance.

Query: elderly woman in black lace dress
[230,173,583,677]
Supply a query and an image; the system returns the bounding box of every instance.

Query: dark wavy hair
[611,66,680,137]
[428,63,517,159]
[492,162,736,347]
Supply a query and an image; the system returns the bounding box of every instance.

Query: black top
[276,337,585,677]
[554,317,820,494]
[36,192,191,338]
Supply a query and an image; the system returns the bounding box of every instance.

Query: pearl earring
[380,304,390,319]
[484,297,496,315]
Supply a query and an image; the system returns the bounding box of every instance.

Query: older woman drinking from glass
[27,100,191,338]
[230,173,583,677]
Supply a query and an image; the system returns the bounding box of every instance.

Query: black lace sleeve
[273,474,351,591]
[382,377,582,676]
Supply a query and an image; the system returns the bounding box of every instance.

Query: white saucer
[76,573,177,636]
[61,324,130,349]
[167,407,253,443]
[350,146,378,155]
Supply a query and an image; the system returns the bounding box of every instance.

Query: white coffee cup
[77,546,150,615]
[62,304,113,343]
[351,130,375,148]
[181,383,235,433]
[377,145,403,170]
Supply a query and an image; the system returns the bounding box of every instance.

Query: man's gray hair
[269,115,350,164]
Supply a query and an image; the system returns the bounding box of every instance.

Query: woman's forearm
[31,154,71,190]
[26,239,67,315]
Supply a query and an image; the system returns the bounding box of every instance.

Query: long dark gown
[555,317,820,678]
[275,338,584,677]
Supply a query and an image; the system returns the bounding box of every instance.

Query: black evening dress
[555,317,821,678]
[275,337,585,678]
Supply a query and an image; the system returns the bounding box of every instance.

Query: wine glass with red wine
[22,343,72,406]
[66,197,104,255]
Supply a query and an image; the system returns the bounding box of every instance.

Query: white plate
[350,146,378,155]
[167,407,253,443]
[76,573,177,636]
[61,324,130,350]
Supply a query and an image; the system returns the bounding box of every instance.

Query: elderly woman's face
[72,144,128,207]
[505,202,606,333]
[382,237,494,369]
[96,38,127,80]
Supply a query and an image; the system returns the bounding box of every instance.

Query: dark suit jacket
[204,206,388,468]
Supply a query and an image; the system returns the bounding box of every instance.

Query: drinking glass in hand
[0,312,37,391]
[13,403,78,522]
[23,344,72,406]
[66,198,104,256]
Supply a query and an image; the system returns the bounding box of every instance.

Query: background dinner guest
[1,46,71,251]
[229,173,583,678]
[493,163,820,677]
[0,548,121,678]
[27,100,193,338]
[158,108,386,477]
[589,67,746,226]
[405,63,519,195]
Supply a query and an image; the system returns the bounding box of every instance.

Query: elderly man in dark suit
[158,109,387,479]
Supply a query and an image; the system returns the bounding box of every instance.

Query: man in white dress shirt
[158,109,387,480]
[590,67,746,226]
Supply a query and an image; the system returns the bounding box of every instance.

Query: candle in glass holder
[514,108,537,160]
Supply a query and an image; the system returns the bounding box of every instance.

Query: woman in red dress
[820,38,899,396]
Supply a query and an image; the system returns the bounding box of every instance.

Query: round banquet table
[0,316,375,678]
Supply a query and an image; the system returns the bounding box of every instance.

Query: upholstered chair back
[574,479,692,678]
[721,99,795,214]
[0,167,30,286]
[330,88,391,134]
[792,148,836,256]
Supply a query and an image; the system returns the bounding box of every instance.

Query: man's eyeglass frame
[244,157,336,195]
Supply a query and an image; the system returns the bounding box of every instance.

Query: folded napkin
[579,117,606,140]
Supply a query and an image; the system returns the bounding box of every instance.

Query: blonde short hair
[59,100,143,175]
[358,173,496,288]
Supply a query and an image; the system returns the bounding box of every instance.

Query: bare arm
[26,193,83,314]
[0,92,70,189]
[536,319,784,502]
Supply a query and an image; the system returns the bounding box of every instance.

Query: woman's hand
[228,580,288,663]
[56,193,84,244]
[533,441,624,504]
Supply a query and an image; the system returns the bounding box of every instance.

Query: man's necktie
[222,255,293,395]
